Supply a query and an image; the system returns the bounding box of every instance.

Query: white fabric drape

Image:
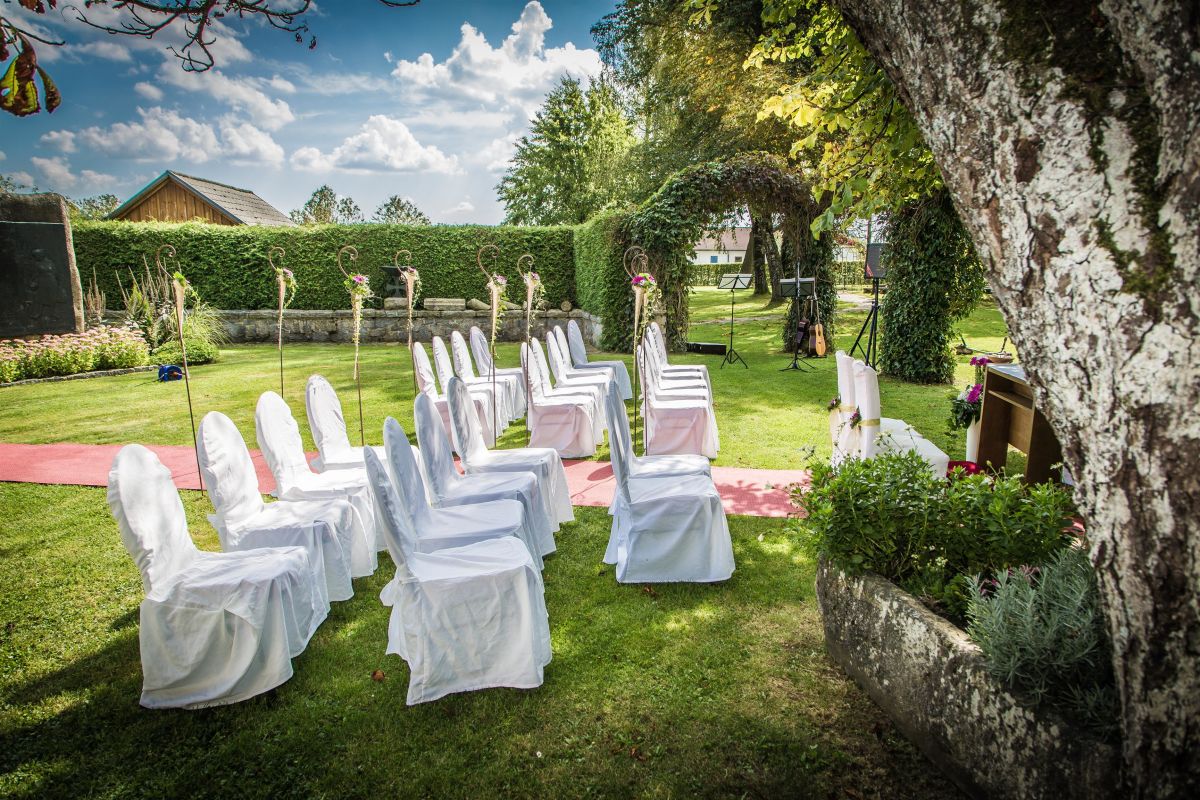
[432,336,510,430]
[648,322,710,388]
[638,344,719,459]
[414,393,557,564]
[198,410,356,602]
[545,330,615,399]
[566,319,632,399]
[853,360,949,479]
[108,444,328,709]
[604,384,710,481]
[468,326,528,418]
[831,350,912,463]
[530,337,604,427]
[363,446,551,705]
[600,389,734,583]
[255,391,380,574]
[305,374,385,472]
[412,342,495,447]
[451,330,524,424]
[519,342,599,458]
[446,376,574,527]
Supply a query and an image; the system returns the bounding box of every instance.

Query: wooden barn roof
[108,171,296,226]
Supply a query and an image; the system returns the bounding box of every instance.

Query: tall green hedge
[573,211,636,351]
[73,221,577,312]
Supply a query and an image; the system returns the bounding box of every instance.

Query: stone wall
[815,559,1119,800]
[0,193,83,338]
[219,308,605,347]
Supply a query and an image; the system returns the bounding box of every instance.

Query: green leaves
[0,33,60,117]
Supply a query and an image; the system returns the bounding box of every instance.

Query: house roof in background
[107,171,296,226]
[693,227,753,253]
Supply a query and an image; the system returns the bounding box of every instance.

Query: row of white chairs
[637,322,719,459]
[830,350,950,478]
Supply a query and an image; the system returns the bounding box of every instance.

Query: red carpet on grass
[0,442,807,518]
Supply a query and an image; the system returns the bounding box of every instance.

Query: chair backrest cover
[544,329,570,382]
[606,382,635,467]
[450,330,478,381]
[414,393,464,501]
[648,322,666,360]
[835,351,856,407]
[603,387,632,504]
[363,448,415,579]
[383,416,434,528]
[552,326,572,366]
[469,326,494,375]
[412,342,441,400]
[305,374,353,459]
[567,320,589,367]
[522,342,549,399]
[197,411,265,523]
[854,360,882,458]
[255,391,313,493]
[530,338,556,392]
[636,343,661,399]
[107,444,198,595]
[430,336,455,394]
[446,376,488,462]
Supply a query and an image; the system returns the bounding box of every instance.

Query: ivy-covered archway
[621,151,834,348]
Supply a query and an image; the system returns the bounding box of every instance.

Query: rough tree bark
[747,212,769,294]
[831,1,1199,796]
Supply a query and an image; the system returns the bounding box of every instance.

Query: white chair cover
[530,337,605,426]
[546,329,615,397]
[446,376,574,527]
[432,335,510,429]
[520,342,599,458]
[255,391,379,575]
[648,322,709,387]
[363,446,551,705]
[853,361,949,479]
[604,384,710,481]
[381,416,541,560]
[451,330,524,423]
[832,350,909,463]
[198,411,355,601]
[414,393,557,564]
[305,373,385,472]
[412,342,495,446]
[639,344,719,459]
[468,326,528,417]
[643,342,712,400]
[566,319,632,399]
[107,444,328,709]
[600,390,734,583]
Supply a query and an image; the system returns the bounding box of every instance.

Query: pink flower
[966,383,983,404]
[353,274,366,284]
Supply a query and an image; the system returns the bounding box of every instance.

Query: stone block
[424,298,466,311]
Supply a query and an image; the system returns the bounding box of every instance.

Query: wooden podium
[976,364,1063,484]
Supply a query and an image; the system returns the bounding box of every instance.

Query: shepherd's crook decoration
[517,253,538,446]
[477,242,502,448]
[394,249,419,393]
[336,244,370,447]
[623,245,649,452]
[267,246,293,396]
[156,244,203,491]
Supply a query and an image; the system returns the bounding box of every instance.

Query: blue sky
[0,1,617,223]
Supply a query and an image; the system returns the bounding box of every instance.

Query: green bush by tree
[573,210,636,351]
[73,221,577,314]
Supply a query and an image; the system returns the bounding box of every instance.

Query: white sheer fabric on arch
[431,335,510,430]
[380,416,541,559]
[197,411,356,602]
[305,374,385,472]
[108,444,328,709]
[638,343,719,459]
[853,360,950,479]
[566,319,632,399]
[255,391,380,575]
[446,376,574,528]
[600,389,735,584]
[468,326,528,418]
[414,393,557,566]
[363,447,551,705]
[451,330,525,423]
[520,342,599,458]
[412,342,495,447]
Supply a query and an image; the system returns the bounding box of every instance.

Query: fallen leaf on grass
[370,669,385,682]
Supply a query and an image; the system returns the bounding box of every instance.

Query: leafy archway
[621,151,834,348]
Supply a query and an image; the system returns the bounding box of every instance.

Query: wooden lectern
[976,364,1063,484]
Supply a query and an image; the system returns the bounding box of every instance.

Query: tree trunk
[831,1,1200,795]
[747,212,769,294]
[758,216,786,301]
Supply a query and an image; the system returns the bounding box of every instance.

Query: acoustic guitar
[811,295,827,357]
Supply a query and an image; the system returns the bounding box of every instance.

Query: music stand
[717,273,751,369]
[850,242,888,368]
[779,277,816,372]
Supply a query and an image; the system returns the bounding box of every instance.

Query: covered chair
[604,384,710,481]
[363,447,551,705]
[600,389,735,584]
[832,351,912,463]
[415,393,557,565]
[648,322,709,387]
[255,391,379,576]
[381,416,542,560]
[432,335,510,430]
[520,342,599,458]
[566,319,632,399]
[468,326,528,417]
[197,411,356,601]
[643,336,712,400]
[545,330,615,398]
[639,344,719,459]
[446,376,574,528]
[412,342,495,447]
[305,374,384,472]
[854,361,949,479]
[107,444,328,709]
[530,337,604,425]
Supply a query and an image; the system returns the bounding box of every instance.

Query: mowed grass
[0,483,960,799]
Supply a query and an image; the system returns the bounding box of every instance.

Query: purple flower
[353,274,366,284]
[966,383,983,404]
[282,268,294,279]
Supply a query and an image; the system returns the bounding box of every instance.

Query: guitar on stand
[780,276,817,372]
[811,292,827,357]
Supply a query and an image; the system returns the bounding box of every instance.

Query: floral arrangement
[849,408,863,428]
[344,273,373,379]
[827,395,841,412]
[631,272,662,346]
[949,356,989,430]
[488,272,508,350]
[0,325,150,384]
[276,266,297,308]
[401,266,421,345]
[523,270,545,341]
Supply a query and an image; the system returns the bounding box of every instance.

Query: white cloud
[266,75,296,94]
[31,156,116,192]
[10,171,35,187]
[290,115,459,175]
[134,82,164,101]
[384,51,393,64]
[476,132,521,173]
[40,130,77,153]
[441,199,475,216]
[159,67,295,130]
[220,120,284,166]
[0,150,5,161]
[70,41,134,62]
[75,107,222,163]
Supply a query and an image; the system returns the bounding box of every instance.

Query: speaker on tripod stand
[850,240,888,369]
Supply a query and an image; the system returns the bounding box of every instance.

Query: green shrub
[153,338,220,366]
[74,221,577,314]
[967,547,1118,736]
[574,211,635,351]
[0,326,150,383]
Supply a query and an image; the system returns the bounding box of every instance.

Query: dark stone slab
[0,193,83,337]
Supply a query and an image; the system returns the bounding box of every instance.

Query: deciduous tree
[373,195,430,225]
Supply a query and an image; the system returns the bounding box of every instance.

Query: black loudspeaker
[865,243,889,280]
[686,341,727,356]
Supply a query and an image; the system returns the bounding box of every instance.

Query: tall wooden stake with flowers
[623,246,651,451]
[336,245,371,447]
[517,253,541,446]
[268,246,295,397]
[476,243,505,447]
[394,249,421,394]
[156,244,203,490]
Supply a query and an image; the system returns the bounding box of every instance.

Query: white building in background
[690,227,753,266]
